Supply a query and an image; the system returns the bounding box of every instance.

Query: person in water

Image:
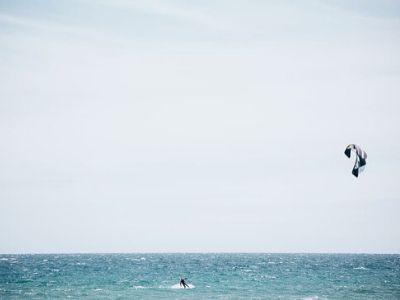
[180,278,189,288]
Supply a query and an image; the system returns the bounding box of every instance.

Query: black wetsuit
[180,279,189,288]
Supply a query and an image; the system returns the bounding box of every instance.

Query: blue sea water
[1,253,399,299]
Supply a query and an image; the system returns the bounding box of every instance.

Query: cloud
[93,0,230,30]
[0,12,116,43]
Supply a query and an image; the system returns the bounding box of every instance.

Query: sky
[0,0,400,254]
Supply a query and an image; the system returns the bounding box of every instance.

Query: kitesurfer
[180,278,189,288]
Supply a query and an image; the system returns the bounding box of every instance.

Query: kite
[344,144,367,177]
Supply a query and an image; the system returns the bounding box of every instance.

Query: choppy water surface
[1,253,399,299]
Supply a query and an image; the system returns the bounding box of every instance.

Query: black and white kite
[344,144,367,177]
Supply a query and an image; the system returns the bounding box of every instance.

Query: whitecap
[354,266,367,270]
[118,279,129,283]
[134,285,145,289]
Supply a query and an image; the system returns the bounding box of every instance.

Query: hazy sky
[1,0,400,254]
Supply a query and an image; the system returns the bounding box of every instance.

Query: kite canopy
[344,144,367,177]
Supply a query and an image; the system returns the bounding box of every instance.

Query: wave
[134,286,146,289]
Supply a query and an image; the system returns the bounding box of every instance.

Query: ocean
[1,253,399,299]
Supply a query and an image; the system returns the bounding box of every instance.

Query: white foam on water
[128,257,146,262]
[171,283,195,289]
[354,266,367,270]
[242,269,252,273]
[134,286,146,289]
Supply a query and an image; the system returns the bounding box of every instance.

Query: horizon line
[1,251,399,255]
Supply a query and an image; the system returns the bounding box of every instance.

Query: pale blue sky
[1,0,400,253]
